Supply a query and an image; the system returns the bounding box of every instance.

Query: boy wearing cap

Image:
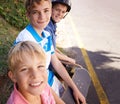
[45,0,76,70]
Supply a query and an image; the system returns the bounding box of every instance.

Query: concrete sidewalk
[56,15,78,48]
[55,15,81,61]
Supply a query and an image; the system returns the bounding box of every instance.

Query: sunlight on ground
[56,15,78,48]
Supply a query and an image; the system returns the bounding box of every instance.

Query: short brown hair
[25,0,51,14]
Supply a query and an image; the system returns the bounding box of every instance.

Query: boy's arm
[51,88,65,104]
[55,48,76,64]
[51,53,86,104]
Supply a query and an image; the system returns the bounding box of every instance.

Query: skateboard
[61,67,91,104]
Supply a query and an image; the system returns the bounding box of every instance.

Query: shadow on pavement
[61,46,120,104]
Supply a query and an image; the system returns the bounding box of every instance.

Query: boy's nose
[31,70,39,79]
[58,11,62,16]
[38,12,45,19]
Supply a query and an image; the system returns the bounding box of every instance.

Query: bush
[0,0,28,30]
[0,16,18,75]
[0,14,18,104]
[0,0,26,75]
[0,36,14,75]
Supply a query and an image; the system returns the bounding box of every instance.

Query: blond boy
[7,41,65,104]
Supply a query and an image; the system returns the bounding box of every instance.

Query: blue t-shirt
[45,19,57,49]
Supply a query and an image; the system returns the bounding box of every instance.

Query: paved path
[56,0,120,103]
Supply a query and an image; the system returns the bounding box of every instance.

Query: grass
[0,1,23,103]
[0,16,19,75]
[0,0,26,76]
[0,0,28,30]
[0,15,18,104]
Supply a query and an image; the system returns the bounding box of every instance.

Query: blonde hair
[25,0,52,14]
[8,41,46,72]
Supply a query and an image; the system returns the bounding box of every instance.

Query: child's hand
[67,57,76,64]
[73,87,86,104]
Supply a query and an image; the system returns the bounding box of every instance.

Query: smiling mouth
[30,82,43,87]
[37,21,46,24]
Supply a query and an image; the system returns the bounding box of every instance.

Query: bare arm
[55,48,76,64]
[51,53,86,104]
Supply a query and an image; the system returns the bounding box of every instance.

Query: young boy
[7,41,65,104]
[14,0,86,104]
[45,0,76,65]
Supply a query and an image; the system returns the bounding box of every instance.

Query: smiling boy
[7,41,65,104]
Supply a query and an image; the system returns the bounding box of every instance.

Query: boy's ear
[26,12,30,20]
[8,71,17,83]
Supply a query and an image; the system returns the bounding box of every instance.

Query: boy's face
[8,54,48,97]
[52,3,68,23]
[27,1,51,31]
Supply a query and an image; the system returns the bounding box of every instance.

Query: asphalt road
[56,0,120,104]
